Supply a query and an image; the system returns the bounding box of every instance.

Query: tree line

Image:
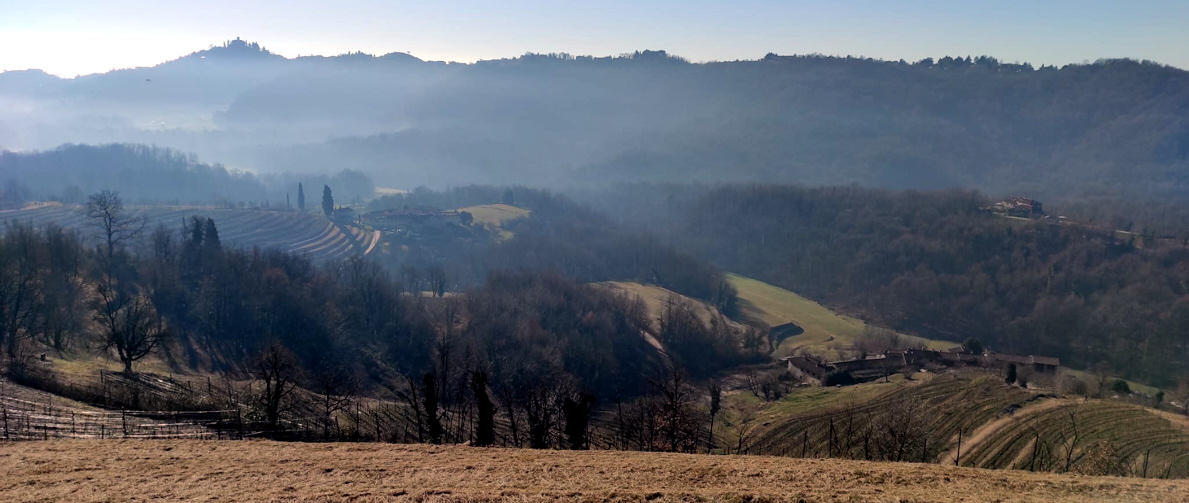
[0,143,376,209]
[1,190,756,449]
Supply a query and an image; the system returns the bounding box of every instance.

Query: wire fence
[0,388,239,440]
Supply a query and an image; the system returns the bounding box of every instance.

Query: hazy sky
[2,0,1187,77]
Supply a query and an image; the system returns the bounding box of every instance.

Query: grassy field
[2,440,1186,502]
[457,203,529,241]
[458,203,530,227]
[726,273,949,359]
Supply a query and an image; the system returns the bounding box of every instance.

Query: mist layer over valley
[4,39,1189,202]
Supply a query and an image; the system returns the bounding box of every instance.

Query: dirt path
[1153,408,1189,431]
[941,396,1071,466]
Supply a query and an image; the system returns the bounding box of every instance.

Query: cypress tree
[322,185,334,217]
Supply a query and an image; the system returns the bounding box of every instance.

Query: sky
[1,0,1187,77]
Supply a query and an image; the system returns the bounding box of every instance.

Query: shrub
[961,338,984,355]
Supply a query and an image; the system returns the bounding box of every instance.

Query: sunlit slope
[458,203,530,241]
[594,281,747,334]
[727,273,948,358]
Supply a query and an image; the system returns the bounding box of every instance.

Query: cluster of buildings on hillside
[784,347,1060,385]
[982,196,1044,218]
[361,209,465,233]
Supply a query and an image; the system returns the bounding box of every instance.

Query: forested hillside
[4,43,1188,199]
[0,144,266,205]
[368,186,738,311]
[591,184,1189,386]
[0,143,377,207]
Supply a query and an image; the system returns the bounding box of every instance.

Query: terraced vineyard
[751,374,1033,460]
[748,372,1189,477]
[0,203,378,261]
[961,400,1189,477]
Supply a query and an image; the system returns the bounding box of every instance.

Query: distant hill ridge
[3,41,1188,198]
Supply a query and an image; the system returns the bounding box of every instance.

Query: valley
[4,23,1189,501]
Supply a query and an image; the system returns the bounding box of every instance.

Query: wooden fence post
[954,426,963,466]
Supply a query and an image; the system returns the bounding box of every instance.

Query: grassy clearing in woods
[457,203,530,226]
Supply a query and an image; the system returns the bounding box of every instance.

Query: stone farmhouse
[784,346,1060,385]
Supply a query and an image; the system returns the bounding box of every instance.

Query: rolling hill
[727,273,949,360]
[8,42,1189,199]
[0,203,376,261]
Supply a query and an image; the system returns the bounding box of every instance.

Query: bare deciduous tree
[254,340,301,429]
[707,380,722,452]
[732,404,758,455]
[85,190,144,266]
[0,223,40,359]
[90,283,166,374]
[873,395,928,462]
[313,359,358,439]
[1059,408,1082,473]
[426,264,447,298]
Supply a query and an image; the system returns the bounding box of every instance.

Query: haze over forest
[2,39,1188,203]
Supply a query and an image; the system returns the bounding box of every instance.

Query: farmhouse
[784,354,832,381]
[788,346,1061,386]
[784,354,899,383]
[985,353,1061,374]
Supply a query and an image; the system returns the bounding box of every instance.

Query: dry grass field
[2,440,1187,502]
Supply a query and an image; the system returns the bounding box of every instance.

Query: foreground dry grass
[3,441,1188,502]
